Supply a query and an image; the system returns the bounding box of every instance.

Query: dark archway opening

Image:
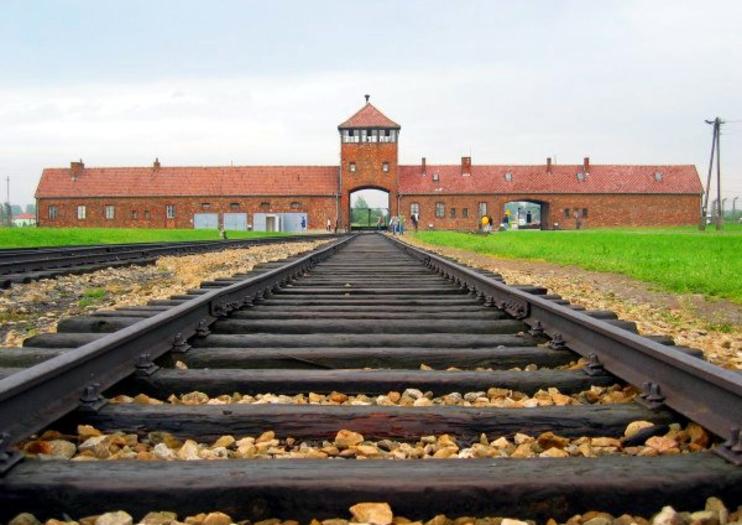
[503,200,550,230]
[350,188,390,230]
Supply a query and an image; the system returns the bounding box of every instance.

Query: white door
[223,213,248,231]
[193,213,219,229]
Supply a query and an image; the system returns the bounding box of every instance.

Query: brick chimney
[461,156,471,176]
[546,157,552,174]
[153,158,161,170]
[421,157,426,175]
[70,159,84,180]
[583,157,590,173]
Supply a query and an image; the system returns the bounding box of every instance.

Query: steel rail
[388,235,742,463]
[0,235,354,452]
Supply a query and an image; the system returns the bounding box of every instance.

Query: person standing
[480,214,489,233]
[411,212,419,233]
[326,218,332,232]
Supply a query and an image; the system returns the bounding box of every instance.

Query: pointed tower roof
[338,98,400,130]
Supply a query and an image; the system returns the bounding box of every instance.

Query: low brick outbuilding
[35,98,702,231]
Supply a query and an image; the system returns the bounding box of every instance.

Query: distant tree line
[0,203,36,226]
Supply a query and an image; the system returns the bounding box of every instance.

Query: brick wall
[340,141,398,228]
[36,193,701,231]
[37,196,338,231]
[399,193,701,230]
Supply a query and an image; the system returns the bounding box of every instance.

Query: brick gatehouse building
[35,98,702,231]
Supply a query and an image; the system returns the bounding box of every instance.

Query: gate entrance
[350,188,390,230]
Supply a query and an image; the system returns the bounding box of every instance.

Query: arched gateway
[338,96,400,230]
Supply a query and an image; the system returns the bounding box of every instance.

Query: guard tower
[338,96,401,229]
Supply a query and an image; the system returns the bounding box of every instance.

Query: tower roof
[338,102,400,130]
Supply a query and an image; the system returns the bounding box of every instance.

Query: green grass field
[0,227,290,248]
[413,225,742,303]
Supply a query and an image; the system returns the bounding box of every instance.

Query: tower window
[349,162,356,173]
[382,162,389,173]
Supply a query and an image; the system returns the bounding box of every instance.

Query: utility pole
[721,198,728,224]
[4,176,10,227]
[734,197,740,223]
[701,117,724,230]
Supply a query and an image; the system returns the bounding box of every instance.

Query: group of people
[376,212,419,235]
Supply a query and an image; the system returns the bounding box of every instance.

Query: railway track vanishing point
[0,233,740,521]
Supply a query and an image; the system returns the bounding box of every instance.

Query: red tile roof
[14,213,35,220]
[35,166,339,198]
[35,163,702,199]
[398,164,702,195]
[338,103,400,129]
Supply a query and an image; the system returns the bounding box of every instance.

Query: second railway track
[0,234,337,288]
[0,233,739,521]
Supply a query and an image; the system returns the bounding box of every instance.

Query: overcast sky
[1,0,741,208]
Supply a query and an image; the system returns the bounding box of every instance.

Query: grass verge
[412,226,742,303]
[0,228,291,248]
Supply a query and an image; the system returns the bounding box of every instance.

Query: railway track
[0,234,337,288]
[0,233,739,522]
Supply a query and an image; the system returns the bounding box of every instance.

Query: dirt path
[402,236,742,370]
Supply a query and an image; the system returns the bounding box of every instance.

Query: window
[382,161,389,173]
[77,205,86,220]
[432,173,440,182]
[654,171,663,182]
[144,209,151,220]
[450,208,457,218]
[576,172,586,181]
[478,202,487,217]
[104,205,115,220]
[410,203,420,217]
[349,162,356,173]
[166,205,176,219]
[260,201,270,209]
[582,208,588,218]
[564,208,571,219]
[290,201,301,209]
[462,208,469,218]
[504,172,513,182]
[201,203,211,209]
[435,202,445,218]
[229,202,240,210]
[130,210,138,219]
[48,206,58,220]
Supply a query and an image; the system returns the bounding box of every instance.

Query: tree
[10,204,22,215]
[25,203,36,214]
